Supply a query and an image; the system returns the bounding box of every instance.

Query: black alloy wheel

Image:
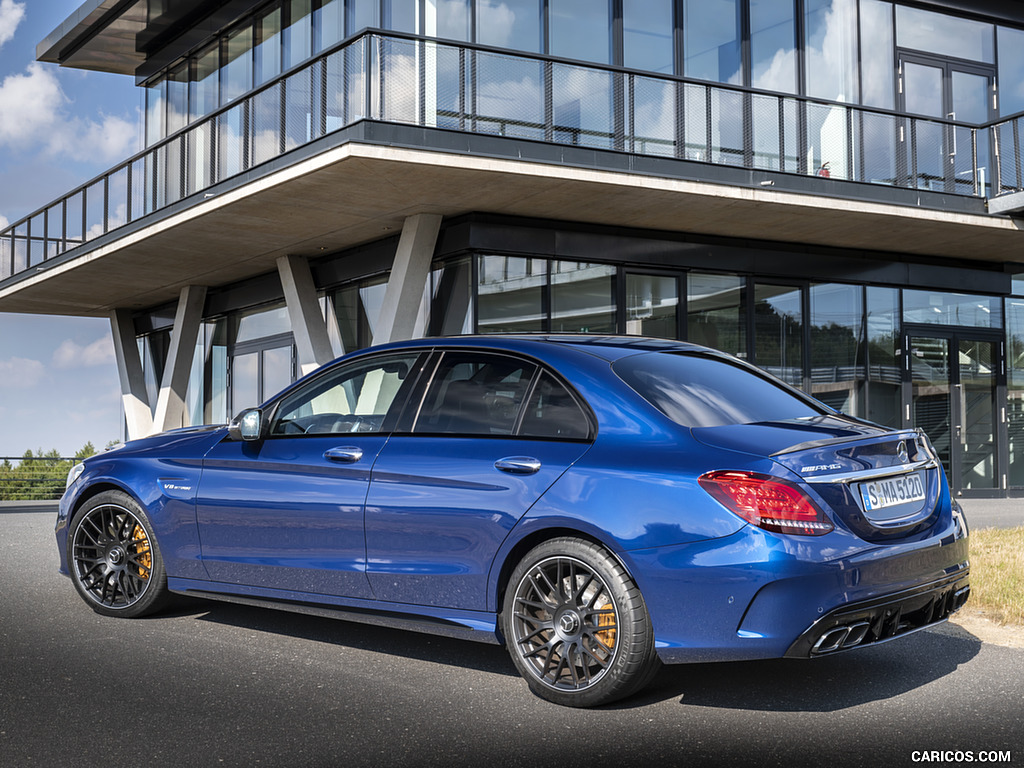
[68,490,170,618]
[503,537,660,707]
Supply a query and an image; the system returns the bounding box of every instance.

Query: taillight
[698,470,834,536]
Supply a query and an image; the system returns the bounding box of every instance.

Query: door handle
[494,456,542,475]
[324,446,364,463]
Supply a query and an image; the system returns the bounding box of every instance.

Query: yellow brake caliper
[596,604,616,651]
[132,525,152,579]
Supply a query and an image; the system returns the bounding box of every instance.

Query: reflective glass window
[334,275,388,351]
[166,62,189,134]
[384,0,416,33]
[478,255,547,332]
[998,26,1024,117]
[809,283,864,415]
[436,0,471,40]
[866,287,900,427]
[687,273,745,358]
[859,0,893,109]
[750,0,796,93]
[145,82,165,146]
[316,0,345,52]
[684,0,742,84]
[623,0,674,74]
[271,352,420,435]
[262,345,294,401]
[191,44,220,121]
[903,290,1002,329]
[234,304,292,343]
[414,353,536,435]
[550,262,616,334]
[519,373,590,440]
[804,0,858,103]
[753,283,803,387]
[477,0,542,52]
[232,351,259,414]
[550,0,611,65]
[223,25,254,105]
[626,274,678,338]
[284,0,314,70]
[614,352,824,428]
[256,7,283,85]
[896,6,994,64]
[431,258,474,336]
[351,0,380,33]
[1007,298,1024,486]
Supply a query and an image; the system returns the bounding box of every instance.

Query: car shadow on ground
[173,596,981,709]
[624,623,982,712]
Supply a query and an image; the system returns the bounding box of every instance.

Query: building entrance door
[907,331,1003,497]
[898,52,995,194]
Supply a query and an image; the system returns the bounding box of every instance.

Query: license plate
[858,472,926,511]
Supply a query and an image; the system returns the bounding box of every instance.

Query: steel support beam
[372,214,442,346]
[277,254,335,376]
[109,308,152,441]
[152,285,208,434]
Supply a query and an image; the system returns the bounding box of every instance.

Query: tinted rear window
[613,352,825,428]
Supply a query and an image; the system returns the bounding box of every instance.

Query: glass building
[5,0,1024,497]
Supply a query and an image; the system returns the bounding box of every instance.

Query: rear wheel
[67,490,170,618]
[502,537,660,707]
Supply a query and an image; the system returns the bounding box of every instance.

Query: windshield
[613,352,826,428]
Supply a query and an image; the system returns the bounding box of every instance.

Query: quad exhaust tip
[811,621,872,654]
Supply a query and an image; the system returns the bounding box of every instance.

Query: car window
[613,351,826,428]
[414,352,536,436]
[518,372,590,440]
[270,352,421,436]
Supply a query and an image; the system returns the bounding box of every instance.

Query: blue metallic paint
[55,336,970,666]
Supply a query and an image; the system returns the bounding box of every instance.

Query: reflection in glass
[1007,299,1024,487]
[550,262,616,334]
[477,0,542,52]
[754,283,803,387]
[550,0,611,65]
[896,5,994,65]
[903,291,1002,328]
[437,0,471,40]
[384,0,416,33]
[552,64,615,149]
[959,339,997,490]
[145,83,164,146]
[998,26,1024,117]
[866,287,900,427]
[623,0,673,74]
[232,352,259,415]
[208,320,228,425]
[910,335,951,479]
[316,0,345,53]
[684,0,741,84]
[750,0,796,94]
[476,55,545,139]
[234,304,292,343]
[223,25,254,105]
[191,44,220,121]
[478,255,546,332]
[809,284,864,415]
[284,0,313,70]
[626,274,678,338]
[860,0,893,109]
[431,258,474,336]
[166,63,189,134]
[334,276,388,351]
[256,7,282,85]
[262,345,294,402]
[351,0,379,32]
[805,0,858,102]
[687,273,745,358]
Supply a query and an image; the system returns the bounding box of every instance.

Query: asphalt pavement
[1,507,1022,768]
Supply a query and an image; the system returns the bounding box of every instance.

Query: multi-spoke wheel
[68,490,170,618]
[502,537,660,707]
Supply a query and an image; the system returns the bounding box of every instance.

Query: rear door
[364,350,594,610]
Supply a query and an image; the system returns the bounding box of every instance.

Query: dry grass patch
[964,526,1024,627]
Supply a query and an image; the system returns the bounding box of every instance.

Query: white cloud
[0,62,138,161]
[52,336,115,369]
[0,214,8,229]
[0,356,45,387]
[0,0,25,49]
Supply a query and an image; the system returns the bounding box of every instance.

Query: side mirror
[228,408,265,441]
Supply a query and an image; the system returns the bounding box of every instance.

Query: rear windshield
[613,352,826,428]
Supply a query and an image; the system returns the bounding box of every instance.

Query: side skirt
[168,577,502,645]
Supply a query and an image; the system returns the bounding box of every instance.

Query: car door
[364,350,594,610]
[195,350,427,598]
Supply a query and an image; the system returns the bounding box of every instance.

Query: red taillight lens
[698,470,834,536]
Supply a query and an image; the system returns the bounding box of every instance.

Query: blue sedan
[57,336,969,707]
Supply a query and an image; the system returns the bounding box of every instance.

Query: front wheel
[67,490,171,618]
[502,537,661,707]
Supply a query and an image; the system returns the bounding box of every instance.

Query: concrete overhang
[3,138,1024,318]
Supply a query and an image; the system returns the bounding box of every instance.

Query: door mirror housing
[229,408,265,441]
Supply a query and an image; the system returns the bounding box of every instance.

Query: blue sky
[0,0,140,456]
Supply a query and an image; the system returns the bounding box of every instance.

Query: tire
[67,490,171,618]
[502,537,661,707]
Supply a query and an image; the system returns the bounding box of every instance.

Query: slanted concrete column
[372,214,442,346]
[109,309,153,441]
[152,285,208,434]
[277,254,335,376]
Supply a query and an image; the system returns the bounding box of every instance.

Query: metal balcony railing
[3,30,1023,283]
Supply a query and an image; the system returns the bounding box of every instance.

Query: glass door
[908,331,1002,496]
[898,53,995,194]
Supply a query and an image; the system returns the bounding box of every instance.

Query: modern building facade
[4,0,1024,497]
